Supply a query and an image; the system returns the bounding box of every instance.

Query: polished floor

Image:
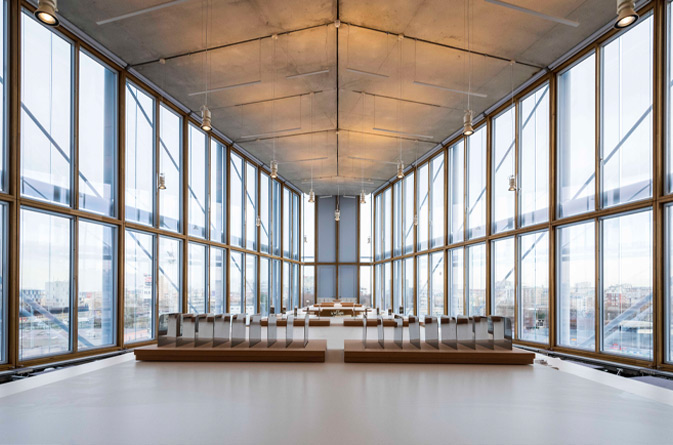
[1,323,673,445]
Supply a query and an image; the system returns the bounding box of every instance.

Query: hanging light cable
[308,92,315,202]
[463,0,474,136]
[200,0,212,132]
[269,34,279,177]
[397,35,405,179]
[35,0,59,26]
[360,93,367,204]
[508,60,517,192]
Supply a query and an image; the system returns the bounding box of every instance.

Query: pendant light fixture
[335,193,341,222]
[308,165,315,203]
[396,160,405,179]
[158,173,167,190]
[270,159,278,179]
[35,0,59,26]
[335,187,341,222]
[463,0,474,137]
[615,0,638,29]
[200,105,212,132]
[200,0,212,132]
[463,110,474,136]
[360,191,366,205]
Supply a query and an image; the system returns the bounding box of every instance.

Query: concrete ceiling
[57,0,619,195]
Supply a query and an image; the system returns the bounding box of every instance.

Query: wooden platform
[343,340,534,365]
[134,340,327,363]
[261,318,331,327]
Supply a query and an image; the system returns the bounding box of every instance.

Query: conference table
[307,303,367,317]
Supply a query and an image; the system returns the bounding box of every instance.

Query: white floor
[1,323,673,445]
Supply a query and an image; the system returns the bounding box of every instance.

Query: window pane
[602,210,652,359]
[124,230,154,343]
[260,174,270,254]
[403,173,415,254]
[158,237,181,316]
[125,83,155,226]
[230,153,244,247]
[291,262,298,309]
[260,257,269,315]
[303,265,315,306]
[282,261,290,309]
[78,221,115,350]
[359,266,372,307]
[667,205,673,362]
[359,194,372,261]
[79,51,116,216]
[492,107,515,234]
[393,260,402,313]
[292,194,300,260]
[303,191,316,261]
[383,188,392,259]
[188,125,207,238]
[430,251,444,316]
[383,262,391,313]
[393,181,402,257]
[558,221,595,351]
[449,248,464,317]
[520,83,549,226]
[403,258,414,316]
[430,154,445,248]
[209,247,225,315]
[467,243,485,316]
[339,265,357,302]
[271,260,281,312]
[20,209,71,359]
[449,141,464,244]
[188,243,206,314]
[601,16,653,208]
[209,140,226,242]
[492,237,514,319]
[417,255,428,316]
[375,195,381,261]
[417,164,429,251]
[669,3,673,193]
[467,127,486,239]
[283,188,290,257]
[374,264,382,308]
[558,54,595,218]
[519,231,549,344]
[245,255,257,314]
[246,164,258,250]
[159,105,181,232]
[272,181,281,256]
[229,251,243,314]
[0,205,4,363]
[21,13,72,206]
[0,1,5,192]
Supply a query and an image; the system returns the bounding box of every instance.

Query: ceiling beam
[341,21,544,70]
[129,22,334,68]
[128,20,543,71]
